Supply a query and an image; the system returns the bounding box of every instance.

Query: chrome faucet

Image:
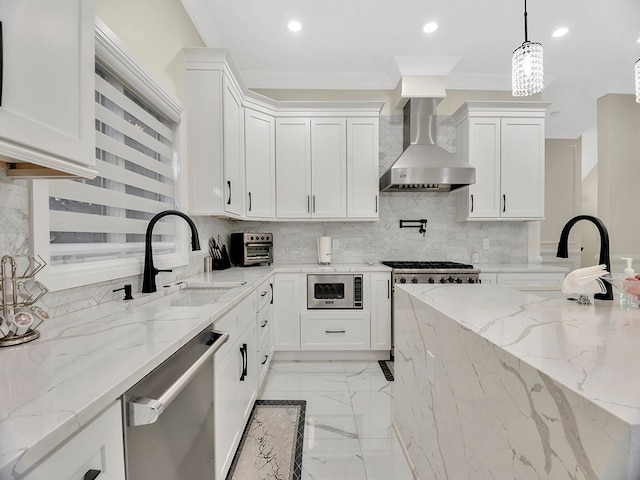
[556,215,613,300]
[142,210,201,293]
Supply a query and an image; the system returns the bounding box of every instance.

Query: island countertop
[397,284,640,426]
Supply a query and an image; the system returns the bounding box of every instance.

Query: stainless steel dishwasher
[123,324,228,480]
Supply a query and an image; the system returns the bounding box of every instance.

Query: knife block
[213,247,231,270]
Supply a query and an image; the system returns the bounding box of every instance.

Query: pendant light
[512,0,544,96]
[635,59,640,103]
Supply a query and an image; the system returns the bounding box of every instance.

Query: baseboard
[273,350,389,361]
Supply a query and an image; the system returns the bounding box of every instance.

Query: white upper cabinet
[222,76,244,216]
[347,118,379,219]
[311,118,347,218]
[244,109,275,219]
[0,0,96,178]
[453,102,549,221]
[275,118,312,218]
[184,48,381,221]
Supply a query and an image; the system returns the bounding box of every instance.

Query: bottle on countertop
[622,257,635,277]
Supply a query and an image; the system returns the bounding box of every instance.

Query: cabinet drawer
[23,401,125,480]
[257,307,270,346]
[256,279,272,312]
[300,312,370,350]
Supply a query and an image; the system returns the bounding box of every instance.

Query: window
[32,23,188,291]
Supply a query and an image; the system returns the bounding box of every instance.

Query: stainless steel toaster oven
[230,232,273,266]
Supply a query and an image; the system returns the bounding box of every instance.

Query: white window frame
[32,20,190,292]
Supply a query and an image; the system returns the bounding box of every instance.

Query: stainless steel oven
[307,274,363,309]
[230,232,273,266]
[123,324,228,480]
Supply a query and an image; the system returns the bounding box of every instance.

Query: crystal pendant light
[512,0,544,97]
[635,59,640,103]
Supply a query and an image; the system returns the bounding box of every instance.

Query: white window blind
[48,62,179,265]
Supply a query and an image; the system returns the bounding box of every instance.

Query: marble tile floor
[260,361,414,480]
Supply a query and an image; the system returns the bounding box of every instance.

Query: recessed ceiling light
[288,20,302,32]
[423,22,438,34]
[552,27,569,38]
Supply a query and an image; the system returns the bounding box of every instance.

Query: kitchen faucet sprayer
[556,215,613,300]
[142,210,201,293]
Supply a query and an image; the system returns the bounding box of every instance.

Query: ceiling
[182,0,640,138]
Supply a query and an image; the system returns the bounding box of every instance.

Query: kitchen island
[394,284,640,480]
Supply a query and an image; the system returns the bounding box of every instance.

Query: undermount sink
[142,286,237,308]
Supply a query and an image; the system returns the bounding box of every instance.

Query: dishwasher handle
[127,330,229,427]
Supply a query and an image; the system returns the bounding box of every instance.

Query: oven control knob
[439,277,447,284]
[447,276,455,283]
[468,278,475,284]
[455,278,463,284]
[428,277,435,284]
[411,277,419,284]
[399,277,407,284]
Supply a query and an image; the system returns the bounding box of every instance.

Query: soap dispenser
[621,257,635,277]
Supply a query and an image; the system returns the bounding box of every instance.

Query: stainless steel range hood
[379,98,475,192]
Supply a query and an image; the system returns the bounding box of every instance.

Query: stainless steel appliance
[230,232,273,266]
[307,274,363,309]
[123,324,228,480]
[381,261,480,358]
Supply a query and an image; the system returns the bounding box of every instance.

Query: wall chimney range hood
[379,98,475,192]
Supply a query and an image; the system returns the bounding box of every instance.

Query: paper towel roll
[317,236,332,264]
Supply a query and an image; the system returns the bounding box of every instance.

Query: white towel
[562,264,609,295]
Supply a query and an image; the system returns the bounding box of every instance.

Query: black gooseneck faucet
[556,215,613,300]
[142,210,201,293]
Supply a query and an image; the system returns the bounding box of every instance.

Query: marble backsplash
[0,114,527,317]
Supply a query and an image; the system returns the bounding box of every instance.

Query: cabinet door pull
[227,181,232,205]
[269,283,273,304]
[261,319,268,328]
[83,470,101,480]
[375,194,378,213]
[312,195,316,213]
[261,355,269,365]
[248,192,252,211]
[325,329,346,334]
[0,22,3,106]
[307,195,310,213]
[470,194,474,212]
[388,280,390,299]
[503,194,506,213]
[260,291,268,297]
[239,343,247,381]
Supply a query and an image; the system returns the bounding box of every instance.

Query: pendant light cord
[523,0,529,43]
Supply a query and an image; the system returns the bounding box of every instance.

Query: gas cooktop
[381,261,474,270]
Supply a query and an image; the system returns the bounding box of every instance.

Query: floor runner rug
[378,360,394,381]
[226,400,306,480]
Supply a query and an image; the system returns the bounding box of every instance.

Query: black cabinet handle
[503,194,506,213]
[227,181,231,205]
[261,319,268,328]
[0,22,4,106]
[325,330,346,334]
[261,355,269,365]
[83,470,101,480]
[239,343,247,381]
[269,283,273,304]
[387,280,390,299]
[248,192,252,211]
[470,194,474,212]
[375,195,378,213]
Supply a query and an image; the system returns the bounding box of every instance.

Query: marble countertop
[0,262,390,478]
[398,284,640,427]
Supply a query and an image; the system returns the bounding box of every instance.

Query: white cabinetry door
[22,401,125,480]
[273,274,302,350]
[311,118,347,218]
[275,119,312,218]
[223,76,244,216]
[465,118,501,219]
[214,341,241,480]
[238,319,257,422]
[500,118,545,219]
[245,110,275,218]
[0,1,95,176]
[300,311,370,350]
[369,272,391,350]
[347,118,379,218]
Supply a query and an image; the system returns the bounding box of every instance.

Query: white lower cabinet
[214,294,257,480]
[22,401,125,480]
[273,274,303,350]
[369,272,391,350]
[300,311,370,350]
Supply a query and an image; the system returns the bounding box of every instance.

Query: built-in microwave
[307,274,363,309]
